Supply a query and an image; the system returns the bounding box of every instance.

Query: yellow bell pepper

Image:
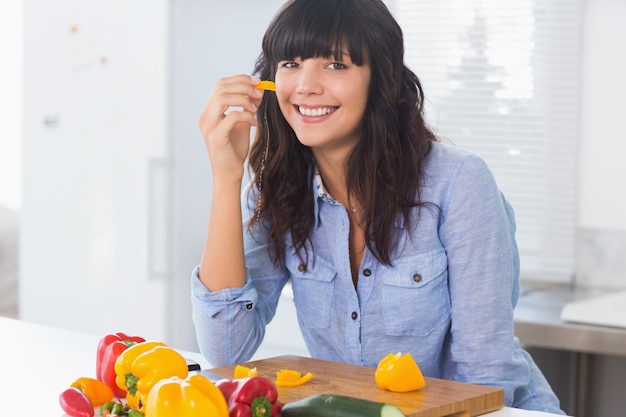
[145,374,229,417]
[114,340,189,411]
[275,368,314,387]
[374,352,426,393]
[70,376,115,406]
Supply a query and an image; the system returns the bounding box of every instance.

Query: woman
[193,0,564,413]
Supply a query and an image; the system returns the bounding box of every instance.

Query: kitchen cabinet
[20,0,282,350]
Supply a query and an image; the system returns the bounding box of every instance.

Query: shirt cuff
[190,265,258,318]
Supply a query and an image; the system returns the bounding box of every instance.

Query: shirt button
[351,311,358,320]
[363,268,372,277]
[413,273,422,283]
[245,303,253,310]
[298,263,306,272]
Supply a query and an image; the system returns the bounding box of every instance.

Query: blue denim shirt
[191,141,564,414]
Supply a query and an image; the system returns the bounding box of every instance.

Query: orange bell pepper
[374,352,426,392]
[70,376,115,406]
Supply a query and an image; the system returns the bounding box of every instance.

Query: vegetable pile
[59,332,230,417]
[60,332,421,417]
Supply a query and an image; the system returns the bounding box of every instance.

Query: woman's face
[274,51,371,154]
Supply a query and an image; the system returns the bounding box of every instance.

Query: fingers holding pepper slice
[254,80,276,91]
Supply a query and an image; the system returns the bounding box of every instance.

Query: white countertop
[0,316,563,417]
[514,282,626,357]
[560,289,626,329]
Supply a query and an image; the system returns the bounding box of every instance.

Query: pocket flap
[286,255,337,283]
[382,248,447,288]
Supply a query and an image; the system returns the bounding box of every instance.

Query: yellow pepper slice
[255,80,276,91]
[374,352,426,393]
[234,364,259,378]
[275,368,314,387]
[145,374,229,417]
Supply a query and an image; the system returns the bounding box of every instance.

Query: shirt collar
[314,168,341,205]
[313,168,339,228]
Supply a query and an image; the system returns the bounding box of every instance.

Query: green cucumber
[281,394,406,417]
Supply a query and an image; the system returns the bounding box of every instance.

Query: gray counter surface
[514,281,626,357]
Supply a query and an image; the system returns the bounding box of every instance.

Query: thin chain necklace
[336,195,358,217]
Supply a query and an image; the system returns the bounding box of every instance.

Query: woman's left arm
[438,153,527,406]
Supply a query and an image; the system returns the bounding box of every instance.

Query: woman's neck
[313,149,350,204]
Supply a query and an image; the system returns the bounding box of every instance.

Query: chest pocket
[380,248,450,337]
[287,255,337,329]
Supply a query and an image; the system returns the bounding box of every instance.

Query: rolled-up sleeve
[191,185,289,367]
[191,266,263,366]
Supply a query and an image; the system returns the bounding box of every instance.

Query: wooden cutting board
[207,355,504,417]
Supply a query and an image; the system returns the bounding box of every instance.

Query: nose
[295,62,323,95]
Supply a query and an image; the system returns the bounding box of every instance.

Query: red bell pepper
[96,332,145,398]
[216,377,282,417]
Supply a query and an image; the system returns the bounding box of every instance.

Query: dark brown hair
[248,0,437,266]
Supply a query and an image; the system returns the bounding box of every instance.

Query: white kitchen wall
[578,0,626,232]
[575,0,626,290]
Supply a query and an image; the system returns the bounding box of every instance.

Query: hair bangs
[263,0,367,68]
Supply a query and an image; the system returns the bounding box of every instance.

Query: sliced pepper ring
[275,369,314,387]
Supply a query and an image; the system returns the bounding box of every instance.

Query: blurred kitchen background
[1,1,625,416]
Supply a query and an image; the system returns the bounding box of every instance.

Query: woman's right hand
[197,74,265,183]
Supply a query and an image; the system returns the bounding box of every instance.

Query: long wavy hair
[248,0,437,266]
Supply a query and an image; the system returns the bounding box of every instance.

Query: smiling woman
[192,0,564,414]
[274,54,371,153]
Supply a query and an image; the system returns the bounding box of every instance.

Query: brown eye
[327,62,348,70]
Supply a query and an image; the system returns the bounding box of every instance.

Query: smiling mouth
[297,106,338,117]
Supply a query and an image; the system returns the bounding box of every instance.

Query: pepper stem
[250,396,272,417]
[125,373,139,396]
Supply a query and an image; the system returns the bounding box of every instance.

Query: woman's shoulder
[426,140,490,175]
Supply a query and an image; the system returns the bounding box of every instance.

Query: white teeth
[298,106,337,117]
